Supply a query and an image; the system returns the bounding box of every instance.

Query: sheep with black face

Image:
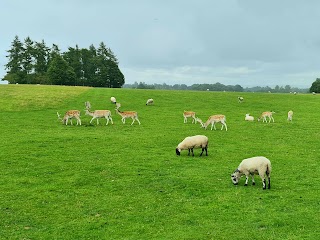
[231,156,272,190]
[176,135,208,156]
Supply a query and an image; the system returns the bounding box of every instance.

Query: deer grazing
[183,111,197,124]
[258,111,275,123]
[198,114,227,131]
[84,101,113,125]
[57,110,81,125]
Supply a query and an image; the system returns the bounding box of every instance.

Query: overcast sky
[1,0,320,88]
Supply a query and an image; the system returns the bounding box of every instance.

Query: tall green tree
[95,42,124,88]
[33,40,50,84]
[22,36,35,83]
[63,45,83,85]
[310,78,320,93]
[4,35,24,83]
[34,40,49,74]
[47,54,76,86]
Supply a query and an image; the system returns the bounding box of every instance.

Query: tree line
[3,36,125,87]
[124,81,310,93]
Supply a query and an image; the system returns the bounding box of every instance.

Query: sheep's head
[176,148,181,156]
[231,169,241,185]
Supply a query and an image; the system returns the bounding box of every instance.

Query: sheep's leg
[200,148,204,156]
[105,117,109,125]
[200,147,208,156]
[244,175,249,186]
[136,117,141,125]
[122,117,125,124]
[191,148,194,156]
[268,176,271,189]
[184,117,187,123]
[77,117,81,126]
[224,122,228,131]
[271,116,274,122]
[131,117,135,125]
[97,118,99,125]
[90,117,95,124]
[188,149,191,156]
[109,116,114,124]
[262,178,266,189]
[251,174,255,185]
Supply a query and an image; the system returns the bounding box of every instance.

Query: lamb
[231,156,272,190]
[258,111,275,123]
[238,96,244,103]
[287,110,293,122]
[146,98,154,105]
[183,111,197,124]
[176,135,208,156]
[245,113,254,121]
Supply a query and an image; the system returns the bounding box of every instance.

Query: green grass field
[0,84,319,239]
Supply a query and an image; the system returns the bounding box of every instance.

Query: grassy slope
[0,85,319,239]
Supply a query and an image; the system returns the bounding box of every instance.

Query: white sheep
[110,97,117,104]
[146,98,154,105]
[238,96,244,103]
[287,110,293,121]
[176,135,208,156]
[231,156,272,190]
[245,113,254,121]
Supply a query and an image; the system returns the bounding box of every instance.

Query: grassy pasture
[0,84,319,239]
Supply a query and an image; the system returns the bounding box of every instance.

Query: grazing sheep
[176,135,208,156]
[183,111,197,124]
[258,111,275,123]
[110,97,117,104]
[245,113,254,121]
[146,98,154,105]
[238,96,244,103]
[231,156,272,190]
[287,110,293,122]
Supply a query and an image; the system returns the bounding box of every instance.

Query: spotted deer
[183,111,196,124]
[85,109,113,125]
[115,108,141,125]
[200,114,227,131]
[258,111,275,123]
[57,110,81,125]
